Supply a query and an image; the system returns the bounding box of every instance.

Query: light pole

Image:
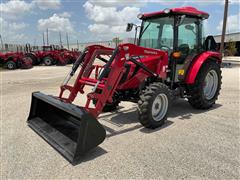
[0,35,4,51]
[59,31,62,47]
[220,0,229,54]
[46,28,49,45]
[66,32,70,50]
[42,32,45,46]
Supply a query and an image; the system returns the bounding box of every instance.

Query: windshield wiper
[139,22,151,39]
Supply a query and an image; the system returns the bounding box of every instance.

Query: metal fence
[0,38,135,53]
[0,44,41,53]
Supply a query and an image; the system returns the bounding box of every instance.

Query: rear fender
[185,51,221,84]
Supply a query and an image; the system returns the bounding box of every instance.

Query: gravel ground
[1,65,240,179]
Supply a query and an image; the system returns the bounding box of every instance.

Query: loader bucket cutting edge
[27,92,106,165]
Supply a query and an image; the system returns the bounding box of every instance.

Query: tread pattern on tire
[138,82,172,129]
[188,61,222,109]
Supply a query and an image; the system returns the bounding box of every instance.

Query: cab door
[175,17,203,82]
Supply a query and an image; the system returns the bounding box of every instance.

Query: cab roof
[141,6,209,19]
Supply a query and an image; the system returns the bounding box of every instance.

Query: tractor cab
[136,7,210,55]
[127,7,216,83]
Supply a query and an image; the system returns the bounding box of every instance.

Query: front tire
[5,61,17,70]
[138,82,171,129]
[188,61,222,109]
[43,56,53,66]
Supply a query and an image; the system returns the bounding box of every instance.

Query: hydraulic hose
[92,47,119,92]
[98,47,119,81]
[70,48,88,76]
[62,48,88,86]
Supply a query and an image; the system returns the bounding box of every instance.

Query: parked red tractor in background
[27,7,222,165]
[0,51,33,70]
[25,44,67,66]
[56,47,80,64]
[25,44,80,66]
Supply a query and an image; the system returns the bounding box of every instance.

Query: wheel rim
[44,58,51,65]
[8,63,14,69]
[151,93,168,121]
[203,70,218,100]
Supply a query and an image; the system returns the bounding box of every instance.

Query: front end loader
[27,6,222,165]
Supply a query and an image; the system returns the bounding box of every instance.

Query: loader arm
[59,43,165,117]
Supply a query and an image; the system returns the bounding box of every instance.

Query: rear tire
[25,53,38,65]
[138,82,171,129]
[188,61,222,109]
[5,61,16,70]
[43,56,53,66]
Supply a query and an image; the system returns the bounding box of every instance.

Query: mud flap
[27,92,106,165]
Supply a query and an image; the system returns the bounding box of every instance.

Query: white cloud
[217,12,240,33]
[88,24,130,40]
[0,0,34,19]
[33,0,61,10]
[38,13,74,33]
[0,17,28,43]
[58,12,71,18]
[88,0,146,7]
[84,2,140,26]
[83,1,140,39]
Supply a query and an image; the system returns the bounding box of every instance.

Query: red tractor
[27,7,222,165]
[25,44,68,66]
[0,51,33,70]
[61,49,81,64]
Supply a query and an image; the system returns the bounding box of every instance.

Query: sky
[0,0,239,45]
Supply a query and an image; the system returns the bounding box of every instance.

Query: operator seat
[177,44,190,64]
[205,36,217,51]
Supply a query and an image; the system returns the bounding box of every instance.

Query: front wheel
[138,82,171,129]
[188,61,222,109]
[43,56,53,66]
[5,61,17,70]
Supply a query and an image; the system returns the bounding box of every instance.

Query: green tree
[225,38,236,56]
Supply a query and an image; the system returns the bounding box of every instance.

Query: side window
[178,18,198,55]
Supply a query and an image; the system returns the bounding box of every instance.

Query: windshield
[139,16,174,52]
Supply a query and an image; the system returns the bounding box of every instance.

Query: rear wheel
[138,82,171,129]
[43,56,53,66]
[25,53,38,65]
[188,61,222,109]
[5,61,17,70]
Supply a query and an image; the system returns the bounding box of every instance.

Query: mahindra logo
[144,50,157,55]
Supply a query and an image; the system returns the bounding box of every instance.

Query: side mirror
[126,23,134,32]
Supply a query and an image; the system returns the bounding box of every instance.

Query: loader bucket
[27,92,106,165]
